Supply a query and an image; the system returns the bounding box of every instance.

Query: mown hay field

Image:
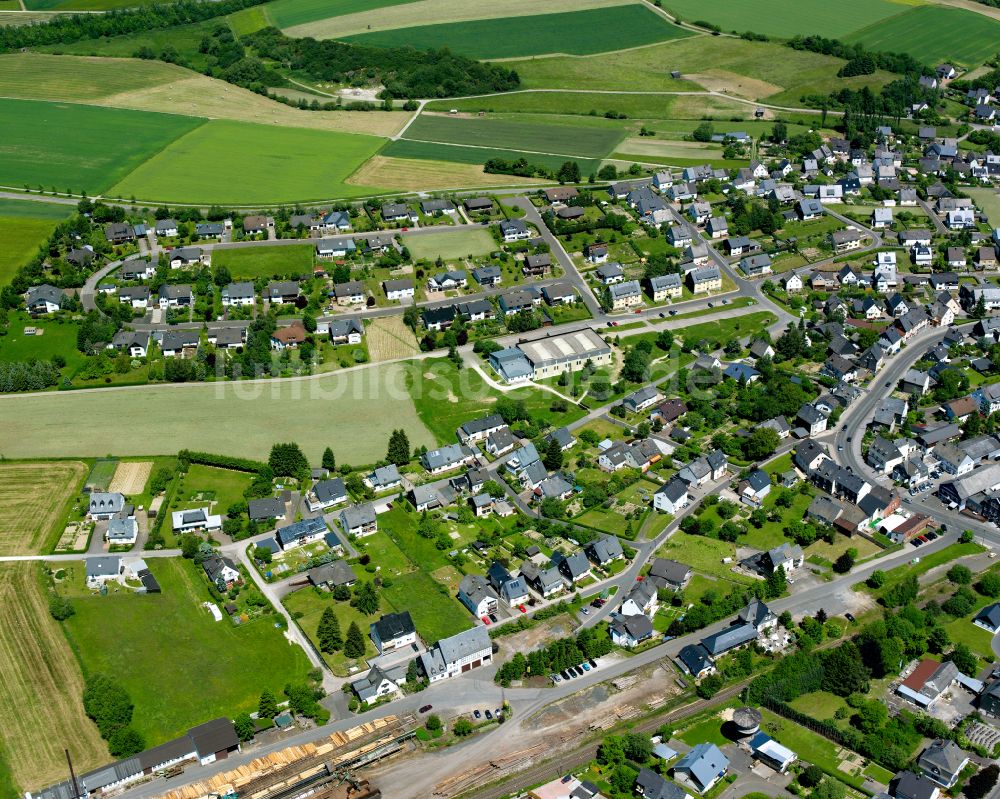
[0,98,203,194]
[0,53,181,100]
[211,243,315,280]
[0,461,86,555]
[382,139,601,174]
[0,198,70,285]
[342,6,691,59]
[0,564,106,792]
[346,155,545,191]
[0,363,437,463]
[403,228,496,261]
[366,316,421,362]
[107,460,152,496]
[110,119,386,204]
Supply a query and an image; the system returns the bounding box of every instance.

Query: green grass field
[267,0,417,29]
[402,113,624,160]
[0,312,85,371]
[382,139,600,174]
[0,54,183,102]
[0,200,70,286]
[403,229,496,261]
[343,6,690,58]
[969,188,1000,227]
[0,361,437,463]
[211,244,315,279]
[426,92,682,119]
[0,98,203,195]
[61,558,313,744]
[111,120,386,204]
[381,571,472,643]
[175,465,253,512]
[24,0,164,9]
[283,586,384,676]
[846,6,1000,66]
[660,0,905,38]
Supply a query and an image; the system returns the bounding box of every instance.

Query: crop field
[25,0,160,9]
[110,120,386,204]
[403,229,496,261]
[61,558,313,744]
[426,92,686,119]
[0,98,203,194]
[284,0,631,38]
[107,460,152,496]
[382,139,600,174]
[343,6,690,59]
[506,36,892,105]
[0,54,411,137]
[0,363,437,463]
[347,155,545,191]
[0,200,70,285]
[211,244,315,280]
[403,113,624,160]
[0,461,86,555]
[0,564,106,792]
[617,138,725,161]
[659,0,906,38]
[366,316,421,362]
[268,0,417,29]
[846,6,1000,65]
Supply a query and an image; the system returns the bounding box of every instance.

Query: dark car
[489,613,498,623]
[485,709,493,720]
[474,709,482,719]
[589,659,598,669]
[844,613,855,623]
[419,704,433,713]
[561,669,572,679]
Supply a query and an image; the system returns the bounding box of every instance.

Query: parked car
[561,669,572,679]
[581,607,590,615]
[844,613,855,623]
[474,709,481,719]
[581,663,591,671]
[489,613,498,623]
[551,673,561,683]
[419,704,433,713]
[589,659,598,669]
[481,615,491,625]
[485,710,493,720]
[518,604,527,613]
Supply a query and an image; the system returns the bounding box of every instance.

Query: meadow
[0,362,437,463]
[0,199,70,285]
[403,229,496,261]
[0,53,181,100]
[110,120,387,204]
[343,6,690,59]
[61,558,314,744]
[284,587,385,676]
[380,571,471,642]
[0,564,106,792]
[347,155,546,192]
[0,461,86,556]
[846,6,1000,66]
[968,188,1000,226]
[659,0,906,38]
[0,98,202,194]
[382,139,601,174]
[402,113,624,160]
[175,464,253,513]
[425,92,687,119]
[211,244,315,279]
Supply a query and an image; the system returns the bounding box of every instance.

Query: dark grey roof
[372,611,416,642]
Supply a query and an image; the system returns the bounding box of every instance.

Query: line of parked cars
[550,658,599,683]
[472,707,504,722]
[911,530,939,547]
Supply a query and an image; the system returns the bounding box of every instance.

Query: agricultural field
[0,564,106,792]
[381,139,600,175]
[366,316,421,362]
[110,120,386,204]
[660,0,906,38]
[60,558,314,745]
[0,198,70,285]
[506,36,893,106]
[0,54,411,137]
[267,0,418,30]
[0,362,437,464]
[402,113,625,160]
[346,155,546,191]
[426,92,691,120]
[282,0,630,38]
[0,461,86,556]
[343,6,690,59]
[845,6,1000,66]
[969,188,1000,226]
[0,98,203,195]
[24,0,160,9]
[403,229,496,261]
[106,460,152,497]
[211,244,315,280]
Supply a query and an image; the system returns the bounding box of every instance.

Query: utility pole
[66,749,81,799]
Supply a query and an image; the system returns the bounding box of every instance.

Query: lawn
[0,98,203,195]
[343,6,690,58]
[969,188,1000,227]
[660,0,905,39]
[0,462,86,556]
[846,6,1000,66]
[866,542,985,594]
[211,244,315,280]
[788,690,847,722]
[284,586,385,676]
[0,202,70,285]
[759,708,865,789]
[405,357,585,445]
[174,465,253,513]
[268,0,417,28]
[403,229,496,261]
[0,312,86,372]
[61,558,314,744]
[0,564,106,792]
[676,712,730,747]
[381,571,472,644]
[655,531,750,583]
[110,120,387,204]
[0,361,438,464]
[382,139,600,174]
[354,530,414,576]
[402,113,624,160]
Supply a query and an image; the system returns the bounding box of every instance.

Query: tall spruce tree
[317,606,343,653]
[344,621,366,658]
